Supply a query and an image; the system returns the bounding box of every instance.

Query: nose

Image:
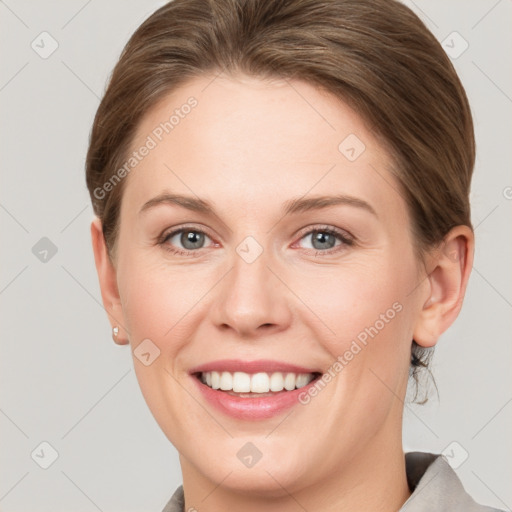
[211,248,293,339]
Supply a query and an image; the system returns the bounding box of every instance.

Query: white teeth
[211,371,220,389]
[233,371,251,392]
[219,371,232,391]
[250,372,269,393]
[284,373,296,391]
[199,371,315,393]
[295,374,311,388]
[269,372,284,392]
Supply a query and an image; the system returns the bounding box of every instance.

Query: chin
[210,464,306,498]
[196,440,311,495]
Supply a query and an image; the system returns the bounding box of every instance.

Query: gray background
[0,1,511,511]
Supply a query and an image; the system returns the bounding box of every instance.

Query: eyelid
[294,224,353,241]
[160,223,215,239]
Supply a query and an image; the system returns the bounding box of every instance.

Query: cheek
[119,257,208,345]
[299,259,407,343]
[296,256,413,398]
[118,260,204,437]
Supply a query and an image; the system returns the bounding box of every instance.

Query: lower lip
[191,374,320,420]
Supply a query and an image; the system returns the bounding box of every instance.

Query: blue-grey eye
[310,231,338,250]
[163,229,210,251]
[178,230,206,250]
[298,229,347,252]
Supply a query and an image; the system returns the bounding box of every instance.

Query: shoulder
[161,485,184,512]
[401,451,505,512]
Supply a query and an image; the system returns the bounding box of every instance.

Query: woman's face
[109,74,429,493]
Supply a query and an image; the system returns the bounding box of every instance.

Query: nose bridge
[213,240,291,336]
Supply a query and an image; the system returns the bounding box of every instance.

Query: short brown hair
[85,0,475,400]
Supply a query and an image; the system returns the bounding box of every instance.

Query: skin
[91,73,474,512]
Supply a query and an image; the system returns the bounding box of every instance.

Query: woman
[86,0,503,510]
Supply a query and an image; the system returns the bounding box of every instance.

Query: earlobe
[90,217,129,345]
[412,226,474,348]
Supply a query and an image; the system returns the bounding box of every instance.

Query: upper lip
[189,359,321,375]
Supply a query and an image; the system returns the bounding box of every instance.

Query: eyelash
[157,224,355,257]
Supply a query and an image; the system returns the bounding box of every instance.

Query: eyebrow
[138,192,377,218]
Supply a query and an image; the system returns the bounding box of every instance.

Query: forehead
[121,73,402,222]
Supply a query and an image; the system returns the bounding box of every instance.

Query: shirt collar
[400,451,499,511]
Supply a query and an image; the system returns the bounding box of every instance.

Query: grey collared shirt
[161,452,504,511]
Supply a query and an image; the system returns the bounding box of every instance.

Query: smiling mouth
[194,370,322,396]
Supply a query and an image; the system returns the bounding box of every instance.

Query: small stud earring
[112,326,119,337]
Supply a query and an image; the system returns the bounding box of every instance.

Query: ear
[90,217,129,345]
[413,225,474,348]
